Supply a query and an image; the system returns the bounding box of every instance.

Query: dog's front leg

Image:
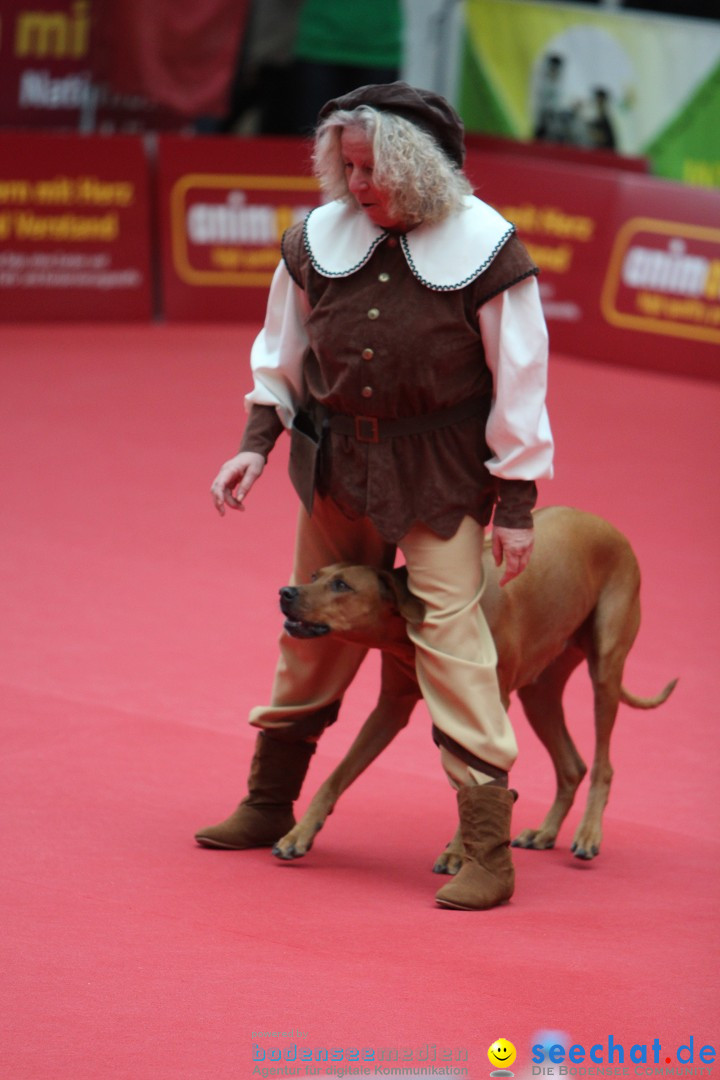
[273,692,418,860]
[432,826,464,875]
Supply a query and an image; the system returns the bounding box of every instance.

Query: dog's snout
[279,585,301,615]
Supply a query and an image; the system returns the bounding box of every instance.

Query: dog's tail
[620,678,678,710]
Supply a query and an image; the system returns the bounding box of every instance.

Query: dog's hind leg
[570,663,621,860]
[571,582,640,860]
[570,651,629,858]
[512,648,588,851]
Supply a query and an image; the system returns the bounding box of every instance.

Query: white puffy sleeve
[244,260,311,429]
[478,275,554,480]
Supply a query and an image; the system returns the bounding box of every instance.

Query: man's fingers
[212,469,255,513]
[499,551,518,586]
[492,525,534,585]
[499,550,526,586]
[210,477,240,514]
[231,467,261,506]
[492,532,504,567]
[210,484,226,514]
[224,491,245,511]
[210,453,265,517]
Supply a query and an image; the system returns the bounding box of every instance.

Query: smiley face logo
[488,1039,517,1071]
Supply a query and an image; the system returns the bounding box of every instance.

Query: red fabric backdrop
[91,0,251,116]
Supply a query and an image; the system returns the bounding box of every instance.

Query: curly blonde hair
[313,106,473,227]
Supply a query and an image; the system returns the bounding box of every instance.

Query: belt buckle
[355,416,379,443]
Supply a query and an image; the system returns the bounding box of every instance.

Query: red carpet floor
[1,325,718,1079]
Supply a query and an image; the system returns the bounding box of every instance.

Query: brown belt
[324,392,487,445]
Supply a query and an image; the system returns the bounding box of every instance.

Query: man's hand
[210,452,265,515]
[491,525,534,586]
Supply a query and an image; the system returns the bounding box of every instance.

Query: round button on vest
[361,386,373,398]
[367,307,380,320]
[361,348,374,360]
[378,272,390,283]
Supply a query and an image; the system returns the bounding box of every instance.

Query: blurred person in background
[292,0,403,133]
[217,0,304,134]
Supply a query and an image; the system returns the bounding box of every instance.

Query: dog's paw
[511,827,556,851]
[272,840,306,860]
[272,821,323,861]
[432,843,464,876]
[570,821,602,860]
[570,843,599,860]
[570,836,600,860]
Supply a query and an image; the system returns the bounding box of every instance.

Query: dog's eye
[329,578,352,593]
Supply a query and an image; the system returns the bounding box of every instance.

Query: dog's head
[279,564,425,648]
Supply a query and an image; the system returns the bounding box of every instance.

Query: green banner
[459,0,720,187]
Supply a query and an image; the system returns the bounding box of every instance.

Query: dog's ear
[376,568,425,625]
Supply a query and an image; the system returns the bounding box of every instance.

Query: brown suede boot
[194,734,317,849]
[435,785,516,910]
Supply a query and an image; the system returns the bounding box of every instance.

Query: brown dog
[274,506,677,870]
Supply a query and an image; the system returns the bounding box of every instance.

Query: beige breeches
[249,497,518,785]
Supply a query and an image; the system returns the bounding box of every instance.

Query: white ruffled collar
[302,195,514,291]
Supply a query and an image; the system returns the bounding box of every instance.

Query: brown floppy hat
[317,81,466,167]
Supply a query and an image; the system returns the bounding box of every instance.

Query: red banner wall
[0,132,153,320]
[5,130,716,380]
[156,135,720,380]
[464,149,720,382]
[601,175,720,366]
[0,0,185,132]
[156,135,321,322]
